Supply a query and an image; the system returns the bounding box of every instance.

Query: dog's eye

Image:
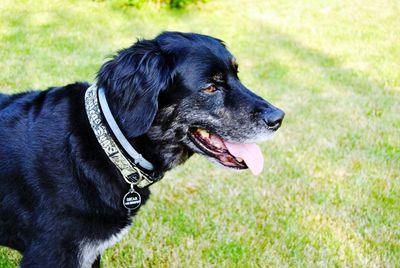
[203,84,218,93]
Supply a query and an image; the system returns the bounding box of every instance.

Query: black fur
[0,32,284,267]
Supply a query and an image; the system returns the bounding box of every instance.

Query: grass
[0,0,399,267]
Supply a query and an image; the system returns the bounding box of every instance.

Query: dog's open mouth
[188,128,264,175]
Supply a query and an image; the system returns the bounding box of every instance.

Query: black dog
[0,32,284,267]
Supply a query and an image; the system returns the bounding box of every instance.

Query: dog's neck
[129,131,193,175]
[85,85,162,189]
[128,105,193,174]
[97,86,155,171]
[93,86,193,178]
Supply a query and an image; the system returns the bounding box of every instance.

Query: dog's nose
[262,108,285,130]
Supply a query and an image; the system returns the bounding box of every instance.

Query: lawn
[0,0,399,267]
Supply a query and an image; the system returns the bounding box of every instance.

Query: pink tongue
[224,141,264,176]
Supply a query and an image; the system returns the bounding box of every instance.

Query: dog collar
[85,84,158,211]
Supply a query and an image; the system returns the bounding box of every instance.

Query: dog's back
[0,93,8,108]
[0,86,91,255]
[0,90,44,252]
[0,83,140,267]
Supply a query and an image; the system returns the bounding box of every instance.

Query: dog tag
[123,189,141,210]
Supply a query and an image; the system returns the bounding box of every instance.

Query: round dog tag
[123,190,141,210]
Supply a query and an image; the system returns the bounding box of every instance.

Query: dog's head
[97,32,284,175]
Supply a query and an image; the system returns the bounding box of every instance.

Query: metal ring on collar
[123,166,143,185]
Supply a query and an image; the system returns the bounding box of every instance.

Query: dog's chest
[78,225,131,268]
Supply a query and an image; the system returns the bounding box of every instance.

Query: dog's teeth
[198,129,209,138]
[236,157,244,162]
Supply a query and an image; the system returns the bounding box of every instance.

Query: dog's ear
[97,39,172,138]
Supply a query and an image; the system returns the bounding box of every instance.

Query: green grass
[1,0,399,267]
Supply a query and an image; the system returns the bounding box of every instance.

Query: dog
[0,32,284,267]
